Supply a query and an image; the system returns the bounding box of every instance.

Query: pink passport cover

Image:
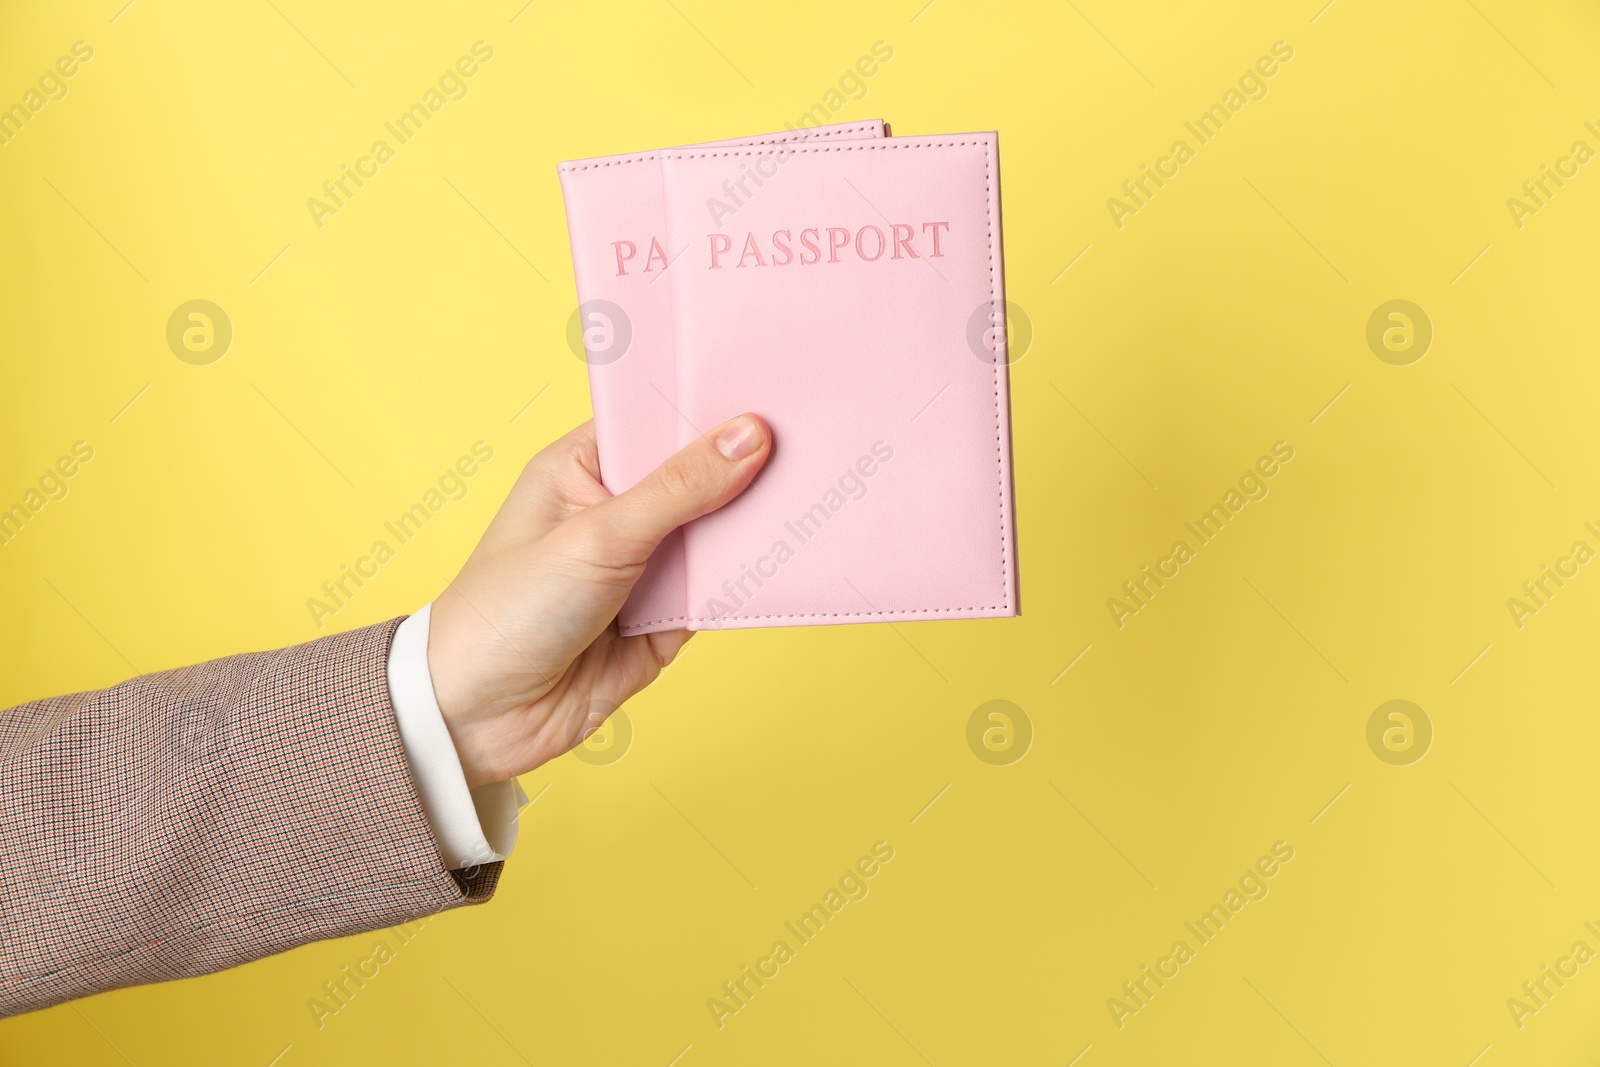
[559,127,1017,633]
[559,121,886,633]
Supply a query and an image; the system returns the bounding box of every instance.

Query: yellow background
[3,0,1599,1062]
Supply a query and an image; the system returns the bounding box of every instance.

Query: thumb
[595,413,772,551]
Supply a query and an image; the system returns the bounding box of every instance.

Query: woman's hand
[425,414,771,788]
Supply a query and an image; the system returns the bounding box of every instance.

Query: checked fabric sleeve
[0,618,501,1017]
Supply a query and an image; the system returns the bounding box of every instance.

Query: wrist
[426,621,489,789]
[425,591,529,789]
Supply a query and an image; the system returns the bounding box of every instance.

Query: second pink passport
[558,120,1018,634]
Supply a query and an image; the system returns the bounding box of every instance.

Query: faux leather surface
[559,127,1017,633]
[558,121,886,633]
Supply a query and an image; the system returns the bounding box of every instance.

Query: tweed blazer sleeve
[0,617,501,1017]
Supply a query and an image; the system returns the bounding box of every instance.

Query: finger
[493,421,604,537]
[561,420,603,482]
[561,628,693,736]
[532,420,601,486]
[644,628,693,669]
[599,629,694,716]
[592,413,771,551]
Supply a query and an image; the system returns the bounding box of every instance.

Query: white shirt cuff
[385,603,523,870]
